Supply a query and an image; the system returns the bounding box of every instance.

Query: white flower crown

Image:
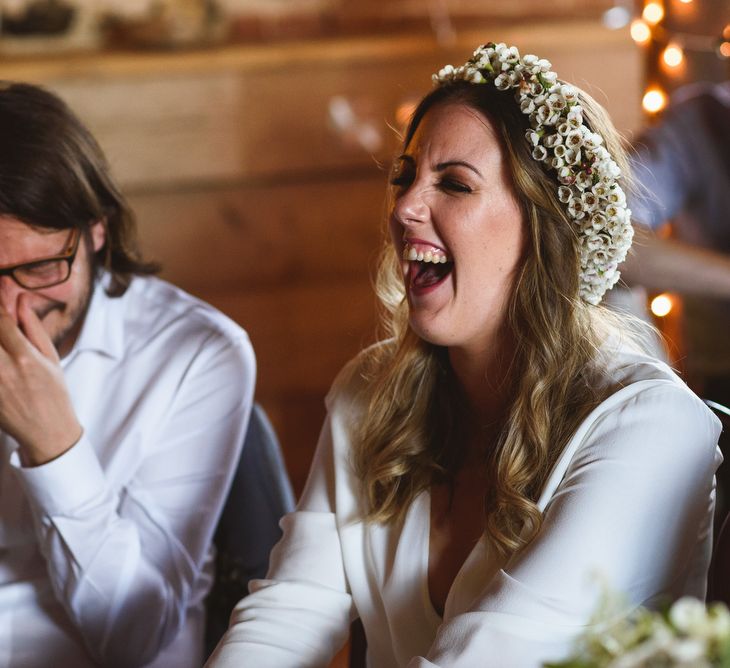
[433,42,633,305]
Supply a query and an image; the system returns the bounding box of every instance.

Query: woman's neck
[447,334,516,432]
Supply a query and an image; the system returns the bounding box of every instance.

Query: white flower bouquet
[545,598,730,668]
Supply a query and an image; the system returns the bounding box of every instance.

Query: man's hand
[0,294,82,466]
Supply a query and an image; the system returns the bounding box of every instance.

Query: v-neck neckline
[417,490,488,623]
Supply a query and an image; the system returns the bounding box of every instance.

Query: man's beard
[31,246,96,354]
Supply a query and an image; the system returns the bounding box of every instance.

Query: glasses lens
[15,260,71,289]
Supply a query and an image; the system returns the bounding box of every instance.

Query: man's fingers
[0,307,28,357]
[17,294,58,362]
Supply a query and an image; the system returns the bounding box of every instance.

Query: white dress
[207,344,722,668]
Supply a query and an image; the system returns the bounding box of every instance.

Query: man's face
[0,216,105,357]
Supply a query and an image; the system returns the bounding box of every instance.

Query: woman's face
[389,101,526,357]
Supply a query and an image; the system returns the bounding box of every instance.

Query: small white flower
[608,189,626,206]
[558,186,573,203]
[558,166,575,185]
[523,54,539,67]
[525,129,540,147]
[552,157,565,169]
[532,145,548,161]
[670,597,710,635]
[507,70,522,86]
[560,85,578,103]
[566,130,584,149]
[565,148,582,166]
[581,192,599,212]
[529,81,544,96]
[494,73,511,90]
[567,198,585,219]
[575,171,593,190]
[547,93,567,111]
[584,132,603,150]
[542,71,558,85]
[557,121,571,136]
[543,133,563,148]
[554,144,567,158]
[520,98,536,114]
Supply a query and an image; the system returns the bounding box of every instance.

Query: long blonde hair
[353,81,648,559]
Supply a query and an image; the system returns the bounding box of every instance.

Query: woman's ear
[90,219,107,253]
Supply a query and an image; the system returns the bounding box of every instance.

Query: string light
[642,2,665,25]
[662,42,684,67]
[642,88,668,113]
[650,294,674,318]
[630,19,652,44]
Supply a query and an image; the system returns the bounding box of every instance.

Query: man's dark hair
[0,81,158,296]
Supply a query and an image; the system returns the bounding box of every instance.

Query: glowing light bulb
[650,294,673,317]
[642,88,667,113]
[662,43,684,68]
[678,0,692,4]
[630,19,652,44]
[642,2,664,25]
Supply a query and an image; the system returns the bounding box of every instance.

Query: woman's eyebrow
[435,160,482,177]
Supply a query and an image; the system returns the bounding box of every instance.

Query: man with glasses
[0,83,256,666]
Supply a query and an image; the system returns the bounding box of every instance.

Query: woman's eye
[390,173,413,189]
[440,179,472,193]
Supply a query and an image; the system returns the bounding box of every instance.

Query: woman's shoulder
[324,339,396,414]
[587,343,721,455]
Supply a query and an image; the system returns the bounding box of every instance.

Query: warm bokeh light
[630,19,652,44]
[720,42,730,59]
[724,24,730,40]
[662,43,684,67]
[642,88,668,113]
[678,0,692,4]
[642,2,665,25]
[650,294,673,318]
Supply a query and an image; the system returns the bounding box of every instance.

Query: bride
[207,43,722,667]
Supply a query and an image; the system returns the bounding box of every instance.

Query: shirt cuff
[11,434,108,516]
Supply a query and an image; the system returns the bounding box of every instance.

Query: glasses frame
[0,227,82,290]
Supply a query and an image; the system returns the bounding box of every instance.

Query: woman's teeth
[402,244,449,264]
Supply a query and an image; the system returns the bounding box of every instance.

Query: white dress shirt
[207,343,721,668]
[0,275,255,668]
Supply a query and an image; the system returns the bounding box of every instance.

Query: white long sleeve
[208,347,720,668]
[0,276,256,668]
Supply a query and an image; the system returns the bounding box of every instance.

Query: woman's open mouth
[402,242,454,292]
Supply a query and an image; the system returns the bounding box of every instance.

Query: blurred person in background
[622,80,730,396]
[621,80,730,514]
[206,43,721,668]
[0,82,255,667]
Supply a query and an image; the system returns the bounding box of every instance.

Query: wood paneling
[0,22,643,499]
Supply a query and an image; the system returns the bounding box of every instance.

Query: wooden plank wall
[0,25,642,501]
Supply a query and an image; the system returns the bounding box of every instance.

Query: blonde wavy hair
[353,80,649,559]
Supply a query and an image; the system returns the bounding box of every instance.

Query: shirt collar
[62,274,126,365]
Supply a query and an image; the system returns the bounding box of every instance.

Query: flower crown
[433,42,633,305]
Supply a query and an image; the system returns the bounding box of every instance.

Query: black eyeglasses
[0,228,82,290]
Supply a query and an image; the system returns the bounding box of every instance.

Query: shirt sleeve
[205,384,355,668]
[409,382,722,668]
[13,329,256,668]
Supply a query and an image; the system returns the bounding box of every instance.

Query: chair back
[204,403,295,656]
[706,399,730,604]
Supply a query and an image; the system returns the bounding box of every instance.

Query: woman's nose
[392,185,429,228]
